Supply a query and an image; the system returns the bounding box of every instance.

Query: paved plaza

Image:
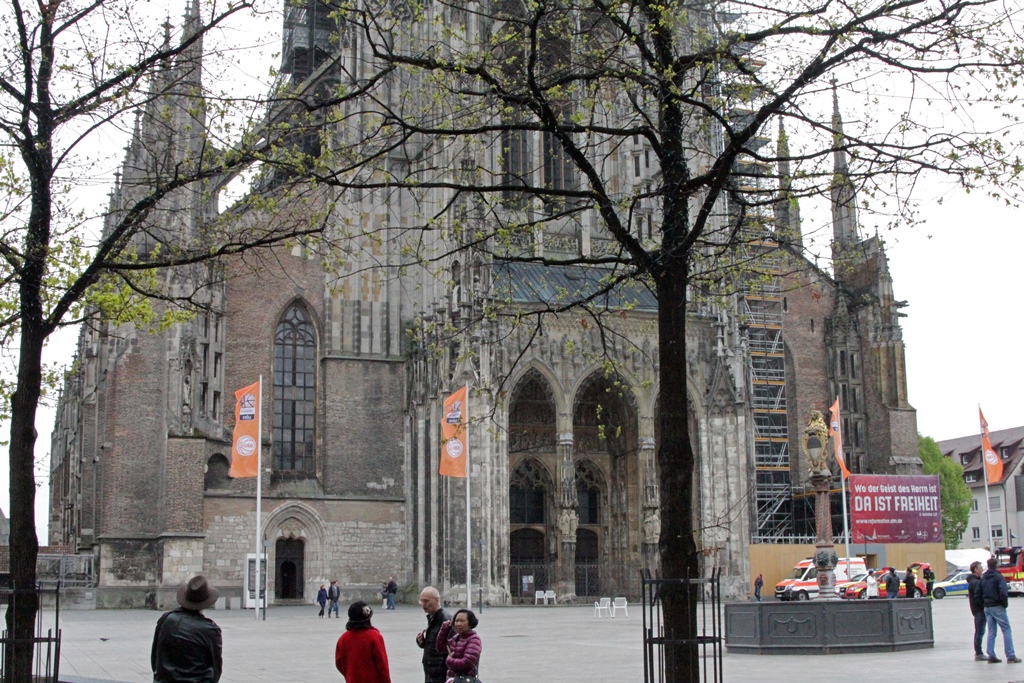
[50,597,1024,682]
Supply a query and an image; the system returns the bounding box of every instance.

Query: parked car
[775,557,867,601]
[841,569,926,599]
[932,570,971,599]
[835,572,869,596]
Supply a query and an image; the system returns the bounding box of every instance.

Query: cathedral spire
[831,81,860,271]
[179,0,204,88]
[775,118,802,247]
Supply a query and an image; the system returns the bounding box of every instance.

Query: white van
[774,556,867,601]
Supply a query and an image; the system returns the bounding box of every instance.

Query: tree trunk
[6,324,43,683]
[656,258,700,681]
[8,67,52,673]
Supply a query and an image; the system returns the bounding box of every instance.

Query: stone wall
[203,495,405,603]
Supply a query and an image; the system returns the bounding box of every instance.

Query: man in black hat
[151,575,223,682]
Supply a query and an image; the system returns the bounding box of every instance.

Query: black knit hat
[347,600,373,624]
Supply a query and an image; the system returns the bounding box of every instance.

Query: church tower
[830,81,860,273]
[825,91,919,476]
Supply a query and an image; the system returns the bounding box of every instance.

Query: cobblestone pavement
[50,597,1024,682]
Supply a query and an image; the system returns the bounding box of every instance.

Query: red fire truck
[996,546,1024,596]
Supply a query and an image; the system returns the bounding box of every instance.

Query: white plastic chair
[594,597,611,617]
[534,590,545,605]
[544,589,556,605]
[611,597,628,618]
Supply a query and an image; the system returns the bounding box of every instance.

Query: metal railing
[509,563,553,599]
[0,585,61,683]
[642,569,722,683]
[36,553,95,588]
[575,563,600,597]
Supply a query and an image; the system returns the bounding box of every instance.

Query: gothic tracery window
[510,459,549,524]
[273,303,317,477]
[575,458,603,525]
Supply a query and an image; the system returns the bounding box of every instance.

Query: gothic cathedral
[47,0,919,607]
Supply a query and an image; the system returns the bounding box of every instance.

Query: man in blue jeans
[981,557,1022,663]
[327,580,341,618]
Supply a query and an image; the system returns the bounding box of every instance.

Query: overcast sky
[888,190,1022,442]
[3,1,1022,541]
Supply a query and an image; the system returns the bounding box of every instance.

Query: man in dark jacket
[903,566,917,598]
[416,586,451,683]
[885,568,900,598]
[981,557,1021,663]
[967,561,987,660]
[152,575,223,683]
[328,579,341,618]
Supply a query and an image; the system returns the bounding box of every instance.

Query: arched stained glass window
[273,304,316,477]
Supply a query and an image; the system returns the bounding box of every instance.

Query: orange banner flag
[980,407,1003,483]
[829,397,850,479]
[440,385,468,478]
[229,381,261,478]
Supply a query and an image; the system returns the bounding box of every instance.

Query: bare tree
[286,0,1024,678]
[0,0,344,677]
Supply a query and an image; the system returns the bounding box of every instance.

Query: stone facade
[46,1,921,607]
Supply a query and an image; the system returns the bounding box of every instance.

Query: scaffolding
[744,245,795,542]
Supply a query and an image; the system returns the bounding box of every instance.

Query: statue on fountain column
[803,410,830,477]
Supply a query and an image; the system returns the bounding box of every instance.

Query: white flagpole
[838,397,851,577]
[255,375,263,620]
[841,469,851,576]
[465,384,472,610]
[982,404,994,553]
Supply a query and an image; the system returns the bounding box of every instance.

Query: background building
[940,426,1024,548]
[47,0,923,607]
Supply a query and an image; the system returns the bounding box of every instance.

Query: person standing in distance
[981,557,1022,663]
[903,566,916,598]
[967,561,987,661]
[385,577,399,610]
[317,584,329,618]
[865,569,879,599]
[328,580,342,618]
[151,575,222,683]
[753,574,763,602]
[884,568,900,599]
[415,586,450,683]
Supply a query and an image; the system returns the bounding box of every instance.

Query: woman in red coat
[335,601,392,683]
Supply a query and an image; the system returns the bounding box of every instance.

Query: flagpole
[981,404,994,553]
[465,384,472,610]
[255,374,263,620]
[840,465,851,576]
[831,397,851,576]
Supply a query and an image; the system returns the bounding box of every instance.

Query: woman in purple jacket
[435,609,481,680]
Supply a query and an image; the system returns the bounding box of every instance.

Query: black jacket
[151,608,223,683]
[419,607,451,683]
[885,571,900,595]
[981,568,1009,608]
[903,571,916,597]
[967,573,985,615]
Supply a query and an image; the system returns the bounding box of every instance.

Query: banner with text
[849,474,942,544]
